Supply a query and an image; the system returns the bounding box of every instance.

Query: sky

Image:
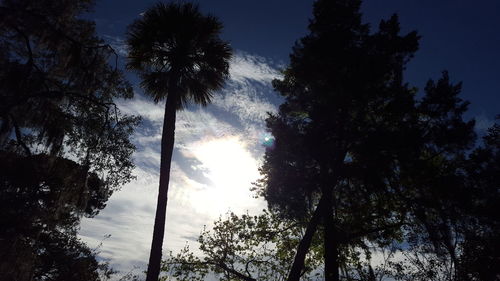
[79,0,500,277]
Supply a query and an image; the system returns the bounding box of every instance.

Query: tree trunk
[286,195,326,281]
[323,186,339,281]
[287,154,344,281]
[146,91,179,281]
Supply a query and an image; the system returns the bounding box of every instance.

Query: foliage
[386,119,499,281]
[254,0,486,280]
[258,2,420,220]
[0,0,139,280]
[126,2,232,108]
[253,1,423,280]
[161,211,324,281]
[158,0,498,280]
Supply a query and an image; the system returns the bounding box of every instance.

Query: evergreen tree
[257,1,477,280]
[258,1,419,280]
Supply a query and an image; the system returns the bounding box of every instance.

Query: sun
[186,136,262,217]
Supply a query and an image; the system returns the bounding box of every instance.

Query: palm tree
[126,3,232,280]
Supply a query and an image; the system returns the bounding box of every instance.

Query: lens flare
[261,133,275,149]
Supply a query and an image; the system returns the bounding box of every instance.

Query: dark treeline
[0,0,498,281]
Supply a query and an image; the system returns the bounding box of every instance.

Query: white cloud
[79,51,278,276]
[175,109,238,147]
[229,51,281,85]
[117,96,165,124]
[214,87,277,125]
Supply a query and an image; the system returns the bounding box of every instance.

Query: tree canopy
[162,210,324,281]
[256,1,495,280]
[0,0,139,280]
[1,0,498,280]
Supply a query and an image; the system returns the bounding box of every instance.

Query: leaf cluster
[162,210,324,281]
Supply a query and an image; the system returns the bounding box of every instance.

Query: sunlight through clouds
[182,136,263,217]
[79,51,279,274]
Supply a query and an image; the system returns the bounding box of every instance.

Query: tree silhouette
[149,0,496,279]
[126,3,232,281]
[258,1,421,280]
[389,117,498,281]
[458,120,500,280]
[256,1,483,281]
[0,0,138,279]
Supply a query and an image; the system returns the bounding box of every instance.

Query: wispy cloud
[229,51,282,85]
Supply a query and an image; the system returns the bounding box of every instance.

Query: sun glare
[187,137,261,217]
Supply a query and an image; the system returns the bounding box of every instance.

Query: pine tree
[258,1,420,280]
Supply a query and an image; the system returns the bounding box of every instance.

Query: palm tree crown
[127,2,232,107]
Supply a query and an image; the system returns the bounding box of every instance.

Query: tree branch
[9,114,31,156]
[216,262,257,281]
[11,26,33,65]
[341,219,406,243]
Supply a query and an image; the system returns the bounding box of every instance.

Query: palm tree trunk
[146,91,179,281]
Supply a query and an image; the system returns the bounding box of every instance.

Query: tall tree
[0,0,139,280]
[257,1,480,280]
[389,117,498,281]
[258,1,420,280]
[126,3,232,281]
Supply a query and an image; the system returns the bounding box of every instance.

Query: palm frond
[126,2,232,108]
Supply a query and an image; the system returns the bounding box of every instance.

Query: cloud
[215,86,277,125]
[229,51,282,85]
[79,51,279,275]
[102,35,129,57]
[117,97,165,123]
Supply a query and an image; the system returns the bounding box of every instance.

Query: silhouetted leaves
[255,1,495,281]
[0,0,138,280]
[162,210,323,281]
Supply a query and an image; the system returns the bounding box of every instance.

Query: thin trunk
[286,195,326,281]
[321,157,341,281]
[323,187,339,281]
[146,91,179,281]
[287,153,344,281]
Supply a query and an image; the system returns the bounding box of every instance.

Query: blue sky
[79,0,499,277]
[90,0,500,121]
